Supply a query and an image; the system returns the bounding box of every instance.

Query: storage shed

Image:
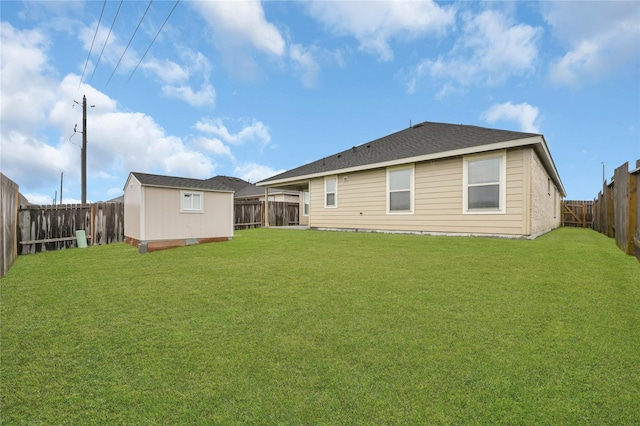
[124,172,234,253]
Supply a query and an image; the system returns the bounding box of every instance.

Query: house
[123,172,234,253]
[207,175,301,227]
[257,121,566,238]
[207,176,299,203]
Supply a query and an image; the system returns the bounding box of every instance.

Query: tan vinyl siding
[123,176,142,240]
[143,187,233,241]
[309,149,529,236]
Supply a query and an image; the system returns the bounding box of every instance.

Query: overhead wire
[106,0,153,86]
[90,0,123,84]
[78,0,107,89]
[127,0,180,84]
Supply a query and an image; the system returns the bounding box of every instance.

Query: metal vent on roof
[413,123,424,128]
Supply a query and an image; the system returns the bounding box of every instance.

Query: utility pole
[82,95,87,204]
[60,172,64,205]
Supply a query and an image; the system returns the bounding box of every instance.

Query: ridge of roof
[258,121,540,184]
[129,172,234,192]
[207,175,252,192]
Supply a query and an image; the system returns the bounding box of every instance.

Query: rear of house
[259,121,565,238]
[124,172,234,253]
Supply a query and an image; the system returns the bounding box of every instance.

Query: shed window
[387,166,413,213]
[181,191,203,212]
[325,176,337,208]
[463,151,506,214]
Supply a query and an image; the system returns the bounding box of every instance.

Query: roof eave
[258,136,548,187]
[140,183,235,193]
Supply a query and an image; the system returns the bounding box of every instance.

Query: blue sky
[1,1,638,203]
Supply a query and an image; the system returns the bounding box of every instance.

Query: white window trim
[387,164,414,214]
[462,151,507,215]
[180,190,204,213]
[325,176,338,208]
[303,190,310,216]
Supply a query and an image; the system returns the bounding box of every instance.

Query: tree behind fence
[18,202,124,254]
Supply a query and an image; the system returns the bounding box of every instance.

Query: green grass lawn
[1,227,639,424]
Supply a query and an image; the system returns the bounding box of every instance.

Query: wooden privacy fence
[235,201,299,230]
[18,202,124,254]
[561,200,593,228]
[592,160,639,261]
[1,173,19,277]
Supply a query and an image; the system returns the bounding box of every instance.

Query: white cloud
[482,102,540,133]
[307,0,455,62]
[78,20,215,106]
[405,9,541,93]
[193,0,285,57]
[140,58,189,84]
[195,118,271,147]
[234,162,285,184]
[544,2,640,87]
[195,137,234,159]
[0,23,56,133]
[289,43,320,88]
[162,83,216,107]
[191,0,285,79]
[0,24,216,198]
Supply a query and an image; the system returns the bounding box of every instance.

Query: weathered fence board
[234,201,300,229]
[18,202,124,254]
[635,160,640,261]
[592,159,640,260]
[1,173,19,277]
[561,200,593,228]
[268,201,299,226]
[613,162,635,253]
[235,201,263,230]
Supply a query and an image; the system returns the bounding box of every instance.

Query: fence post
[634,160,640,261]
[606,181,615,238]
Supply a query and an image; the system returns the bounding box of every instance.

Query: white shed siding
[143,187,233,241]
[123,176,142,240]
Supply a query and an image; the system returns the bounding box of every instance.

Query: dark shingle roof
[130,172,234,192]
[259,121,539,184]
[206,175,252,192]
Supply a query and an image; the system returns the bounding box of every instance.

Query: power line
[127,0,180,84]
[106,0,153,86]
[79,0,106,89]
[90,0,123,84]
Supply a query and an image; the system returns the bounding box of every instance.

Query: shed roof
[258,121,565,196]
[128,172,234,192]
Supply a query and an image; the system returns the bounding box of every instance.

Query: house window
[387,165,413,213]
[325,176,337,208]
[181,191,203,212]
[303,190,310,216]
[463,151,506,214]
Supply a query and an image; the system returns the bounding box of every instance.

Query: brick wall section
[530,151,561,237]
